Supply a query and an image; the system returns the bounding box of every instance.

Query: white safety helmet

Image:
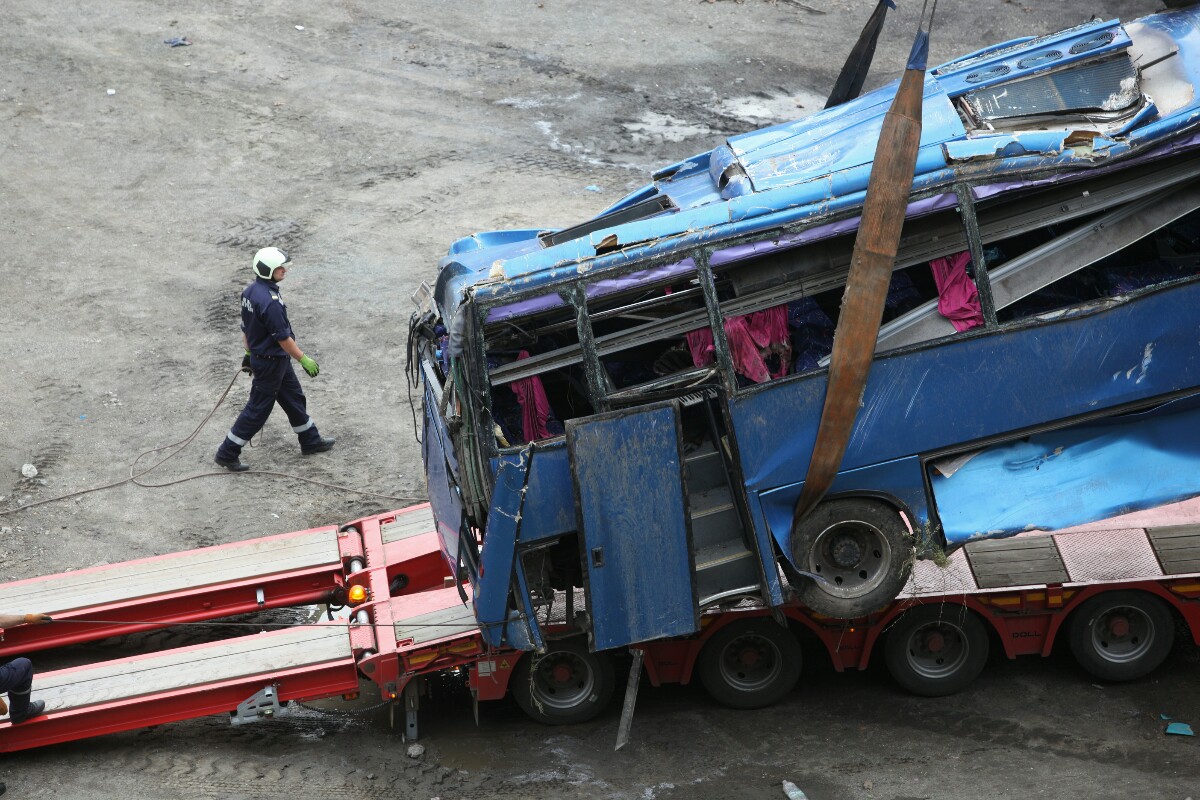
[252,246,290,280]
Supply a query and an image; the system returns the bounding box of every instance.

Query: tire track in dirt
[4,377,79,506]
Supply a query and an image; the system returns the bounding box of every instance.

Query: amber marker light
[348,585,368,604]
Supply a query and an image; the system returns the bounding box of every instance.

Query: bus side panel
[423,383,466,568]
[729,280,1200,555]
[755,456,930,556]
[493,442,576,543]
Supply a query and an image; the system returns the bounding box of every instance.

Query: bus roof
[433,10,1200,327]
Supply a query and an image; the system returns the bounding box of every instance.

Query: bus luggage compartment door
[566,401,700,651]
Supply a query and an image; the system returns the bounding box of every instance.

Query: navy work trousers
[0,657,34,719]
[216,355,322,459]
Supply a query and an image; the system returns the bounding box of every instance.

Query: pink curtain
[686,327,716,368]
[685,305,791,384]
[744,305,791,380]
[510,350,554,441]
[929,251,984,332]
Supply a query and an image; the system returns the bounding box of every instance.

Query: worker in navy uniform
[0,613,52,795]
[214,247,335,471]
[0,613,52,727]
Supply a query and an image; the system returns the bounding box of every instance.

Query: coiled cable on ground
[1,369,423,516]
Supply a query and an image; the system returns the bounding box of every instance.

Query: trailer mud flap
[567,401,700,651]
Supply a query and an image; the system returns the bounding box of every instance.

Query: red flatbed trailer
[2,501,1199,752]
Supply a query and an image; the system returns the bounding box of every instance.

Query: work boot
[301,436,336,455]
[9,699,45,724]
[214,455,250,472]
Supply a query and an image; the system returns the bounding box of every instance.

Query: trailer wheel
[1068,591,1174,682]
[511,639,614,725]
[884,604,989,697]
[697,618,802,710]
[790,498,914,619]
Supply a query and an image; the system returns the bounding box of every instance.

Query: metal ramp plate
[905,548,979,596]
[5,625,353,719]
[381,506,436,545]
[965,536,1069,589]
[1053,527,1163,583]
[1147,524,1200,574]
[0,528,342,615]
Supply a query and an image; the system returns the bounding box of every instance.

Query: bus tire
[884,604,989,697]
[511,639,615,725]
[791,498,914,618]
[1068,591,1174,682]
[698,617,802,710]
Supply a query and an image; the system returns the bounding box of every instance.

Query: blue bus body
[412,9,1200,651]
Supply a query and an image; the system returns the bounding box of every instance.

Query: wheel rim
[1089,605,1156,664]
[530,651,596,711]
[904,619,971,680]
[806,518,894,599]
[717,633,783,692]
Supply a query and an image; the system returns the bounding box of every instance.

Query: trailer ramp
[0,525,355,656]
[0,622,369,753]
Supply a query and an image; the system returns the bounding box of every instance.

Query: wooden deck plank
[966,537,1067,589]
[0,530,340,613]
[11,626,351,717]
[1147,524,1200,540]
[381,507,435,545]
[973,570,1072,588]
[1148,525,1200,574]
[965,554,1066,569]
[395,601,477,647]
[966,537,1058,553]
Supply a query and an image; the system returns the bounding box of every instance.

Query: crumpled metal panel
[422,382,464,567]
[964,54,1139,120]
[567,404,699,650]
[932,394,1200,545]
[733,78,964,195]
[933,18,1131,97]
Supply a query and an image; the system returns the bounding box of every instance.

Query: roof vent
[1017,50,1063,70]
[965,65,1011,84]
[1070,31,1116,55]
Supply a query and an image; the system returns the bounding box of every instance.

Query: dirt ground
[1,0,1196,797]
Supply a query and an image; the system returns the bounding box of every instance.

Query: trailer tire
[791,498,914,619]
[511,639,615,725]
[698,618,802,710]
[884,604,989,697]
[1068,591,1174,682]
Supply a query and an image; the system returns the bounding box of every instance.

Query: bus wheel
[884,604,989,697]
[791,498,913,618]
[511,639,615,725]
[698,618,802,709]
[1068,591,1174,682]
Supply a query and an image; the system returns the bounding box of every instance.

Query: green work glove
[300,355,320,377]
[241,350,252,375]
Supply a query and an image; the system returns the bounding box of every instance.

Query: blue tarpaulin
[932,394,1200,544]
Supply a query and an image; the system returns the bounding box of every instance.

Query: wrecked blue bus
[410,8,1200,654]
